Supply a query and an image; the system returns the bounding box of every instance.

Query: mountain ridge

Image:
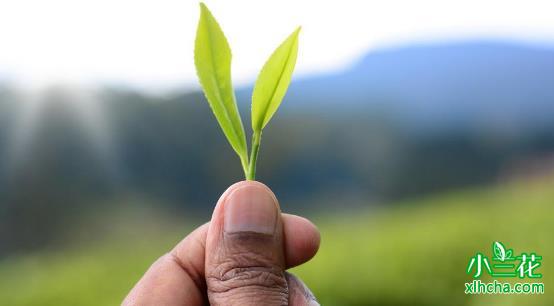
[236,40,554,132]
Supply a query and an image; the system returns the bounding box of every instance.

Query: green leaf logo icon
[493,241,507,262]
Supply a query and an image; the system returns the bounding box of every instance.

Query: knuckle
[213,267,286,291]
[207,253,288,304]
[209,265,287,292]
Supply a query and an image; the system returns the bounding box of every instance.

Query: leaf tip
[199,2,211,17]
[292,26,302,40]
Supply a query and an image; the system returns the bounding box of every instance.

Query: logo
[465,242,544,294]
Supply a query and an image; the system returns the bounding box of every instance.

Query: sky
[1,0,554,90]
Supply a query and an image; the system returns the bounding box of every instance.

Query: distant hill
[259,40,554,132]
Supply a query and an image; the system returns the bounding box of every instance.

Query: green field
[1,177,552,305]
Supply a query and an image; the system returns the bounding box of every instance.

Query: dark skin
[123,181,321,305]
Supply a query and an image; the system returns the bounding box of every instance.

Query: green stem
[246,130,262,180]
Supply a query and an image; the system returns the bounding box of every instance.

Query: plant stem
[246,130,262,180]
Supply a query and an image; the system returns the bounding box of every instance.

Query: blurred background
[0,0,553,305]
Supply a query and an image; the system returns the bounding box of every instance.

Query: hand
[123,181,321,305]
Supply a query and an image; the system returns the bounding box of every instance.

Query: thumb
[205,181,288,306]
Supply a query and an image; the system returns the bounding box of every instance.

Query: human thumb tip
[223,181,279,235]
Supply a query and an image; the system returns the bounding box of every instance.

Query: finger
[282,214,320,268]
[205,181,288,305]
[122,223,209,306]
[286,272,319,306]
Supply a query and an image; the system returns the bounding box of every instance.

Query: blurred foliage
[293,176,553,305]
[1,40,553,305]
[0,176,551,306]
[1,85,553,255]
[2,41,554,256]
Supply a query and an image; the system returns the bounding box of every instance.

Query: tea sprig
[194,3,300,180]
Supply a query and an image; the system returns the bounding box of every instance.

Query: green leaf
[251,27,301,132]
[493,241,506,261]
[194,3,248,168]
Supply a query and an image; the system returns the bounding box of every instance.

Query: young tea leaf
[251,27,301,132]
[195,3,248,169]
